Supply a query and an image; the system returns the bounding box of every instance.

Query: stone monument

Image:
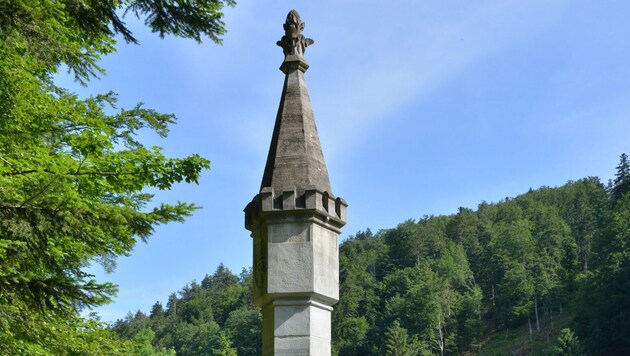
[244,9,347,356]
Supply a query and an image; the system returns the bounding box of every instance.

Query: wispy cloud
[310,0,571,158]
[165,1,573,159]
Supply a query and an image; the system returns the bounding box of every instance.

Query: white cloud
[309,0,571,158]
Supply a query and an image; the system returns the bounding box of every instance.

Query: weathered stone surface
[244,187,347,232]
[263,299,333,355]
[249,207,343,309]
[244,10,347,355]
[277,10,314,58]
[259,62,332,195]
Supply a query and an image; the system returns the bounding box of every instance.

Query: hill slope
[114,154,630,355]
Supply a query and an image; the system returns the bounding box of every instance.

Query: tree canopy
[0,0,234,353]
[114,153,630,355]
[0,0,235,81]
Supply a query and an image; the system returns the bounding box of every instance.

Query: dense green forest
[113,154,630,355]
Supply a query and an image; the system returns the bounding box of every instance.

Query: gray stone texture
[246,189,346,308]
[259,58,332,195]
[244,10,347,356]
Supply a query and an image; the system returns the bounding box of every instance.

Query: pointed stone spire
[260,9,332,195]
[244,10,347,355]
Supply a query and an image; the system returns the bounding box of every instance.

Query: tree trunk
[534,297,540,332]
[478,301,482,354]
[438,318,444,356]
[583,254,588,272]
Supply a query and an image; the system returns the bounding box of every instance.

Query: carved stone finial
[277,10,314,58]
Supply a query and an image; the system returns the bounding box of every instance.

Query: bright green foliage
[0,0,234,352]
[552,177,607,273]
[0,0,235,82]
[224,306,263,356]
[212,332,238,356]
[113,266,262,356]
[132,328,176,356]
[381,264,441,349]
[0,311,137,355]
[333,229,385,355]
[554,328,584,356]
[0,79,210,313]
[384,320,427,356]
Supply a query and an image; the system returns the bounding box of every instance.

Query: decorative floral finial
[277,10,314,58]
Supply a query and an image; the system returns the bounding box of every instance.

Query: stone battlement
[245,186,347,231]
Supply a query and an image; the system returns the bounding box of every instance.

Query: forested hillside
[114,154,630,355]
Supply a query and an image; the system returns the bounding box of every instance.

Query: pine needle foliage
[0,0,234,352]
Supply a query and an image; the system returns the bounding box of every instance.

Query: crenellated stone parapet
[244,186,347,232]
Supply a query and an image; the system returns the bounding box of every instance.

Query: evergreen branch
[20,175,62,207]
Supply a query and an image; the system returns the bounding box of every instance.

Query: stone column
[246,188,346,355]
[244,10,347,356]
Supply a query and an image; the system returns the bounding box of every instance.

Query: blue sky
[59,1,630,322]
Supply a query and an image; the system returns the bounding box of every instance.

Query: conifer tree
[1,1,236,353]
[611,153,630,202]
[385,321,416,356]
[554,328,584,356]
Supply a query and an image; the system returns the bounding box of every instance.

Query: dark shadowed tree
[611,153,630,203]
